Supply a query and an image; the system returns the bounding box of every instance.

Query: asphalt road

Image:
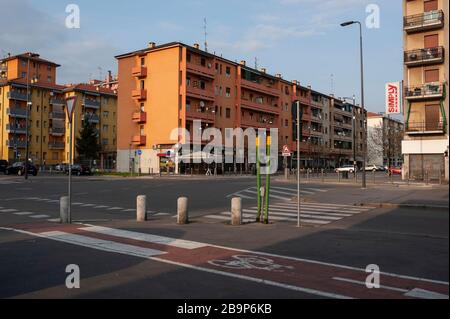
[0,174,448,299]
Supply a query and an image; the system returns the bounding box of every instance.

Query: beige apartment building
[402,0,449,181]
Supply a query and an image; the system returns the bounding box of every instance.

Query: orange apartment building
[0,52,117,169]
[402,0,449,181]
[116,41,367,174]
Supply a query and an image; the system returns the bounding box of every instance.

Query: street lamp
[341,20,367,189]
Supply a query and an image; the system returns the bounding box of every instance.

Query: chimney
[260,68,266,74]
[292,80,298,85]
[148,42,156,48]
[330,94,335,98]
[193,43,200,49]
[307,85,311,90]
[107,70,112,83]
[275,73,282,78]
[240,60,246,66]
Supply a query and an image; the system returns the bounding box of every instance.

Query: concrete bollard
[60,196,69,224]
[231,197,242,226]
[337,172,341,182]
[321,169,324,183]
[137,195,147,222]
[177,197,189,224]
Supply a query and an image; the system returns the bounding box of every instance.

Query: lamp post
[24,57,31,180]
[341,20,367,188]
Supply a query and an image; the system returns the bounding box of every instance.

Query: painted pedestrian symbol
[209,255,294,272]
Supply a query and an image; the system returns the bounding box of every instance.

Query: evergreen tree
[75,114,101,161]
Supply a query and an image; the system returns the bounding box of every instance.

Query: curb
[358,203,449,210]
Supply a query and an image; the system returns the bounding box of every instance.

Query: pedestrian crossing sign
[282,145,291,157]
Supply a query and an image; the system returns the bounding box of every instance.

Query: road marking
[0,209,18,213]
[30,215,51,219]
[244,190,291,201]
[40,231,166,258]
[81,204,95,207]
[82,226,209,250]
[107,207,124,211]
[242,209,341,221]
[72,203,84,205]
[122,209,135,212]
[47,219,61,223]
[94,205,109,209]
[13,212,35,216]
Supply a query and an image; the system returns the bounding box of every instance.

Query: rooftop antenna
[98,66,103,81]
[254,57,258,69]
[330,73,335,95]
[203,18,208,52]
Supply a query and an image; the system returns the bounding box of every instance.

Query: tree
[367,124,384,166]
[75,114,101,162]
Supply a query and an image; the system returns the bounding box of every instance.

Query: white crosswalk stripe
[202,201,375,227]
[227,186,328,202]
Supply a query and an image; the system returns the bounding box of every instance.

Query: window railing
[405,83,443,99]
[406,121,445,133]
[404,10,444,30]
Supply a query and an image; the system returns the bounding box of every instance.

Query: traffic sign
[282,145,292,157]
[137,150,142,156]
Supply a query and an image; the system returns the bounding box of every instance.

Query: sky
[0,0,403,114]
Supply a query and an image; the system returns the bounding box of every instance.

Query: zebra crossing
[202,201,375,227]
[227,186,328,201]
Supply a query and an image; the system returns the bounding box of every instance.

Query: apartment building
[64,83,117,169]
[0,53,66,165]
[368,113,405,167]
[402,0,449,181]
[115,41,367,174]
[0,52,118,169]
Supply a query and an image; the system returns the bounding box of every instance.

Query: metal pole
[297,101,301,228]
[353,95,357,182]
[256,136,262,222]
[358,22,367,189]
[24,57,30,180]
[264,136,271,224]
[68,122,72,223]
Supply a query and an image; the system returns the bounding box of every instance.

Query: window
[425,69,439,83]
[21,72,27,78]
[140,57,145,66]
[52,152,58,160]
[36,120,40,128]
[140,103,145,112]
[103,125,109,132]
[37,105,40,112]
[140,80,145,90]
[424,0,438,12]
[103,111,109,118]
[285,119,289,127]
[187,77,191,86]
[225,87,231,98]
[200,81,206,90]
[44,121,47,128]
[47,66,52,71]
[201,58,206,67]
[424,34,439,48]
[226,108,231,118]
[186,99,191,111]
[102,139,109,145]
[226,66,231,77]
[43,136,46,143]
[47,76,52,82]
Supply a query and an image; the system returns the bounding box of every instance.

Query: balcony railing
[241,118,278,129]
[7,108,28,118]
[48,142,65,150]
[7,91,29,101]
[406,121,445,134]
[83,98,101,109]
[405,83,444,100]
[6,140,27,149]
[6,124,27,134]
[132,89,147,101]
[404,47,444,66]
[132,111,147,124]
[132,66,147,78]
[49,112,65,120]
[49,127,66,136]
[241,99,280,115]
[84,114,100,123]
[186,62,215,79]
[404,10,444,33]
[186,108,215,122]
[50,98,66,106]
[132,135,146,146]
[186,86,215,101]
[0,65,7,72]
[241,79,280,97]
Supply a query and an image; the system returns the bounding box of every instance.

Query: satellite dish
[200,101,205,107]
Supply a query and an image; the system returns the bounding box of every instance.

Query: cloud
[0,0,118,83]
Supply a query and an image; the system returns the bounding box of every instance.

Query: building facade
[368,113,405,167]
[402,0,449,181]
[0,53,117,169]
[116,42,367,174]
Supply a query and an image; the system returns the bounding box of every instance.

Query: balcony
[241,118,278,130]
[132,89,147,101]
[186,86,215,101]
[6,108,28,119]
[404,47,444,67]
[132,111,147,124]
[186,108,215,123]
[405,83,444,101]
[404,10,444,33]
[7,91,29,101]
[49,111,65,120]
[241,79,280,97]
[6,124,27,134]
[132,135,146,146]
[85,114,100,124]
[83,98,101,109]
[0,65,7,72]
[48,142,65,150]
[49,127,66,136]
[241,99,280,115]
[132,66,147,78]
[6,140,27,149]
[186,62,215,79]
[406,121,445,135]
[50,98,65,106]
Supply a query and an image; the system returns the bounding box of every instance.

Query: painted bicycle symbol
[208,255,294,272]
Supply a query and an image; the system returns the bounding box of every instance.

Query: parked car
[388,167,402,175]
[365,164,385,172]
[335,165,357,173]
[0,160,8,174]
[5,162,38,176]
[65,164,92,176]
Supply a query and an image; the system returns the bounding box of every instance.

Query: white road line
[0,209,18,213]
[14,212,34,216]
[302,188,328,193]
[218,212,330,225]
[107,207,125,211]
[122,209,135,212]
[40,231,166,258]
[244,190,291,201]
[94,205,109,209]
[257,207,354,217]
[242,209,342,221]
[81,204,95,207]
[82,226,209,250]
[266,205,366,215]
[30,215,51,219]
[155,213,171,216]
[72,203,84,205]
[47,219,61,223]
